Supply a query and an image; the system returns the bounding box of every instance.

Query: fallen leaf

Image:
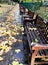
[15,49,21,53]
[12,61,19,65]
[0,57,4,61]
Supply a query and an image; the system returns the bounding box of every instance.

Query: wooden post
[31,50,38,65]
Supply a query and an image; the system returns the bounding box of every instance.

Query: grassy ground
[0,3,13,6]
[0,3,8,6]
[35,6,48,21]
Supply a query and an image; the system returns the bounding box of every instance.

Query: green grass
[35,6,48,21]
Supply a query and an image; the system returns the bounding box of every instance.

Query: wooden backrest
[36,16,44,26]
[33,14,37,20]
[28,11,34,18]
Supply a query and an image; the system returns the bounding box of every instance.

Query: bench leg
[31,50,38,65]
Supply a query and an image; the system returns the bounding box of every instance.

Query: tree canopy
[13,0,19,2]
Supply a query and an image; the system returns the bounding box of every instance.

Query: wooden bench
[36,16,48,44]
[23,13,37,25]
[24,12,48,65]
[28,10,34,18]
[20,5,29,15]
[20,4,48,65]
[24,22,48,65]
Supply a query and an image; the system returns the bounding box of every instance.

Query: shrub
[0,5,1,7]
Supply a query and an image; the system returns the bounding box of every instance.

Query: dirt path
[0,3,28,65]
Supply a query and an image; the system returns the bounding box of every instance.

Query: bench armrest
[32,44,48,51]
